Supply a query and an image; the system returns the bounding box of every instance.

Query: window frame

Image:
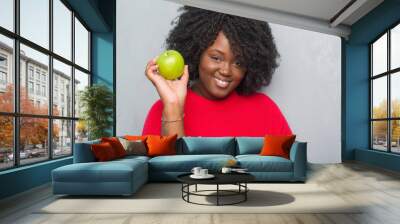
[370,21,400,154]
[0,0,92,171]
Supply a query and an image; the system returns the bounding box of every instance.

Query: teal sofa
[52,137,307,196]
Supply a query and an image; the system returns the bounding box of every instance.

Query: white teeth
[214,77,229,88]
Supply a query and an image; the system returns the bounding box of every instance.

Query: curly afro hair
[165,6,280,95]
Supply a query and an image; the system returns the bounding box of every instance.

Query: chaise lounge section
[52,140,149,196]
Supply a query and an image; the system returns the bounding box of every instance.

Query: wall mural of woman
[142,6,291,137]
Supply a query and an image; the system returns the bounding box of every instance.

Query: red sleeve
[276,111,292,135]
[142,100,163,135]
[262,94,293,135]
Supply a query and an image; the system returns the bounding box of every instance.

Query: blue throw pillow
[180,137,235,155]
[235,137,264,155]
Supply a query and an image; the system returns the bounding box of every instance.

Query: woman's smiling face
[193,31,247,100]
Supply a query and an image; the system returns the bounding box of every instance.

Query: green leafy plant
[79,84,113,140]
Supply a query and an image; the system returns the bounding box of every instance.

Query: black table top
[177,172,255,185]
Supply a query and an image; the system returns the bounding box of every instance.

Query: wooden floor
[1,162,400,224]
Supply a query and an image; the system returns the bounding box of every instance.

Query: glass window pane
[0,34,14,112]
[0,116,14,170]
[75,120,88,143]
[53,59,72,117]
[20,0,49,49]
[75,17,89,70]
[20,44,49,115]
[372,33,387,76]
[74,69,89,118]
[53,0,72,60]
[392,24,400,70]
[20,117,49,165]
[391,120,400,153]
[53,119,72,157]
[0,0,14,31]
[372,77,387,119]
[391,72,400,118]
[372,121,388,151]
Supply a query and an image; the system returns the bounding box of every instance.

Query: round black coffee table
[177,173,255,206]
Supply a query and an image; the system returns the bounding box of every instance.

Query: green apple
[156,50,185,80]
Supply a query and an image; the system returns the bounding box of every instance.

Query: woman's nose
[219,62,231,76]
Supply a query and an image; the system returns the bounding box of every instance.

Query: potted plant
[79,84,113,140]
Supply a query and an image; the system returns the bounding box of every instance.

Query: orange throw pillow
[101,137,127,158]
[146,134,178,157]
[259,135,296,159]
[124,135,147,141]
[91,142,117,161]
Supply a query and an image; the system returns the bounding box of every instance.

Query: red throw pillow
[91,142,117,161]
[146,134,177,157]
[259,135,296,159]
[101,137,127,158]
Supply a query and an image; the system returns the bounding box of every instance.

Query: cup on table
[221,167,232,174]
[191,167,202,176]
[199,168,208,176]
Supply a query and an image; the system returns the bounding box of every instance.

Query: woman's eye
[211,56,221,61]
[234,61,242,67]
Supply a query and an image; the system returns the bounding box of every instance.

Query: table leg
[245,183,247,201]
[195,184,197,192]
[187,184,190,202]
[217,184,219,206]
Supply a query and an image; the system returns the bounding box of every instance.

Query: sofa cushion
[178,137,235,155]
[235,137,264,155]
[115,155,150,163]
[236,155,293,172]
[148,154,235,172]
[52,158,147,183]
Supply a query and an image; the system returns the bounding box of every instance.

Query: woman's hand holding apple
[145,57,189,125]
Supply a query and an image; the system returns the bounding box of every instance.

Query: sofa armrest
[289,141,307,181]
[73,140,100,163]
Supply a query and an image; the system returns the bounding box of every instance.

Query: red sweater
[142,89,292,137]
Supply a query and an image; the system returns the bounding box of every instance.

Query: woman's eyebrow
[209,48,241,61]
[209,48,225,55]
[209,48,241,60]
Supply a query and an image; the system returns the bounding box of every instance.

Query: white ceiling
[165,0,384,38]
[225,0,352,22]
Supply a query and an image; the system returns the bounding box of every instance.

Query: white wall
[116,0,180,138]
[116,0,342,163]
[268,25,341,163]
